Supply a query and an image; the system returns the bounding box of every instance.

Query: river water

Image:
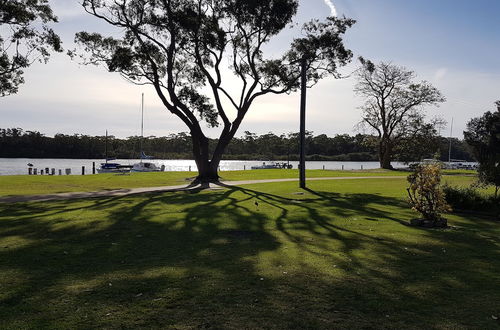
[0,158,408,176]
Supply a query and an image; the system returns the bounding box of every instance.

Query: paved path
[0,176,405,203]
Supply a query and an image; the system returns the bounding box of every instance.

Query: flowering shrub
[407,164,451,224]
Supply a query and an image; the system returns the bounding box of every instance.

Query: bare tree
[72,0,355,183]
[354,60,445,169]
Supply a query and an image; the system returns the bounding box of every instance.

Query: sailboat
[97,130,132,174]
[131,94,165,172]
[441,117,477,170]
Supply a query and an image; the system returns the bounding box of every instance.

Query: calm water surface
[0,158,407,176]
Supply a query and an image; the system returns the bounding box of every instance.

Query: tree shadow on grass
[0,183,499,328]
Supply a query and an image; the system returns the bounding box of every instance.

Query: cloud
[323,0,338,17]
[433,68,448,81]
[51,0,86,20]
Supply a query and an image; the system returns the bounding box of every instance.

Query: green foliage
[464,102,500,198]
[394,117,444,164]
[0,0,62,96]
[1,127,481,164]
[407,164,451,222]
[0,128,380,160]
[281,16,355,83]
[437,137,476,162]
[443,184,498,214]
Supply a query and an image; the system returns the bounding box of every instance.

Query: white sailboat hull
[131,162,164,172]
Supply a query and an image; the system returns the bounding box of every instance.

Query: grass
[0,171,191,197]
[1,176,499,329]
[0,169,408,197]
[441,169,478,176]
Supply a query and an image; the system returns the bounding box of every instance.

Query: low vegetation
[407,164,451,227]
[0,169,407,197]
[1,176,499,328]
[0,169,479,198]
[443,184,499,215]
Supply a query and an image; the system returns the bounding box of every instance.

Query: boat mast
[140,93,144,162]
[448,117,454,163]
[105,129,108,163]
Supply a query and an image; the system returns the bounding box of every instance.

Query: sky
[1,0,500,139]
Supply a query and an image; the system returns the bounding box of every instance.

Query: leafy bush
[407,164,451,224]
[443,184,498,213]
[464,103,500,199]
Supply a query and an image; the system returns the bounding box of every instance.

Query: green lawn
[0,169,408,197]
[1,177,499,329]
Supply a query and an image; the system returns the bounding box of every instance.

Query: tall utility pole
[299,57,307,189]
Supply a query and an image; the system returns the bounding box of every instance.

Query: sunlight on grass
[0,177,498,328]
[0,169,411,196]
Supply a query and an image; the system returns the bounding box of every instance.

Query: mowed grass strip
[0,177,499,329]
[0,169,409,197]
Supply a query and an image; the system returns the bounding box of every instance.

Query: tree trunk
[195,158,219,183]
[190,107,246,184]
[379,138,394,170]
[191,132,217,183]
[191,130,233,184]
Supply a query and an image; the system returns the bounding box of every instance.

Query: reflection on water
[0,158,407,176]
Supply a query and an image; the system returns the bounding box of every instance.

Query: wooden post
[299,57,307,189]
[82,166,85,175]
[92,162,96,174]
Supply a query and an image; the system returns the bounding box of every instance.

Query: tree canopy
[464,101,500,198]
[0,127,384,161]
[73,0,355,181]
[0,0,62,96]
[392,117,445,164]
[355,60,446,169]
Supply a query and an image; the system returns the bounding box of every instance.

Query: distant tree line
[0,128,475,162]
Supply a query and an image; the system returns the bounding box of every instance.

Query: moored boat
[97,161,133,174]
[131,161,164,172]
[251,162,292,170]
[97,131,132,174]
[130,94,165,173]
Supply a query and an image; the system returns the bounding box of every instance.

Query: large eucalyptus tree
[74,0,354,182]
[0,0,62,96]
